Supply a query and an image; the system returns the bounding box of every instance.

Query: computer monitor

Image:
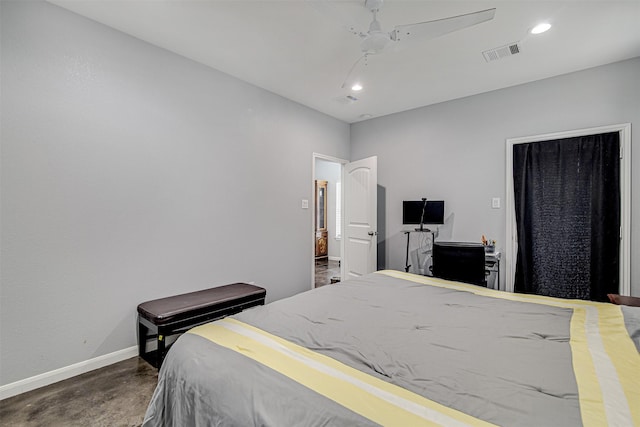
[402,200,445,225]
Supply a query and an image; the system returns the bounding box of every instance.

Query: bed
[143,270,640,426]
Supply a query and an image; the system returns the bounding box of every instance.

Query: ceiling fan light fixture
[351,83,363,91]
[361,31,390,54]
[530,23,551,34]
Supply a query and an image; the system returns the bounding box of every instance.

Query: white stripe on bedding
[584,306,633,426]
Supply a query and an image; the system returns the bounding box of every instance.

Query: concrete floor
[0,357,158,427]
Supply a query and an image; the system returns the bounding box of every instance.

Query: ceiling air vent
[482,42,521,62]
[334,95,359,105]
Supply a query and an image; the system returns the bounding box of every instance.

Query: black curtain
[513,132,620,301]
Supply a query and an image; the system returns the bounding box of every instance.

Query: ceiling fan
[340,0,496,87]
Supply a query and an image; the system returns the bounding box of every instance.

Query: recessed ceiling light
[530,23,551,34]
[351,83,363,91]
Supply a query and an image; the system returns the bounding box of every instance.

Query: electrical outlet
[492,197,501,209]
[301,199,309,209]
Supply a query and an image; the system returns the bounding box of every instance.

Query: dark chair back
[432,242,486,286]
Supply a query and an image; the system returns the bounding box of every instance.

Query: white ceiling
[49,0,640,123]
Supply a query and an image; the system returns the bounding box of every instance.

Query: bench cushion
[138,283,266,325]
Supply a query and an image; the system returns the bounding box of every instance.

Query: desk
[404,232,501,288]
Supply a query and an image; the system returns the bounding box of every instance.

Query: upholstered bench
[137,283,266,368]
[608,294,640,307]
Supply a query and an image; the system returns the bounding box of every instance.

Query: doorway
[312,154,346,288]
[505,123,631,296]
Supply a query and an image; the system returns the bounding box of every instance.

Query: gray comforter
[143,271,640,426]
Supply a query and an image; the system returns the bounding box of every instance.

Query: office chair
[432,242,487,286]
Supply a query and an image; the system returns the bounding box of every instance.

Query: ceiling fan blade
[340,54,369,89]
[390,8,496,43]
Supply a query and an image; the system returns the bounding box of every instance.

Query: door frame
[311,153,348,290]
[504,123,631,295]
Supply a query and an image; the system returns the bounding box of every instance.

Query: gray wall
[314,159,342,259]
[0,1,350,385]
[351,57,640,296]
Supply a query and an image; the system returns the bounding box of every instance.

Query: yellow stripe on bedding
[597,305,640,426]
[188,318,496,427]
[379,270,640,427]
[379,270,597,308]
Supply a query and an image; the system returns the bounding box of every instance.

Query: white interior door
[342,156,377,279]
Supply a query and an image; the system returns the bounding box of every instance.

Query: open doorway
[313,156,344,288]
[311,154,378,289]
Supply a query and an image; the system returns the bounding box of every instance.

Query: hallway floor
[315,258,340,288]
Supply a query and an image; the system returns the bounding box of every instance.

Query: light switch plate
[492,197,501,209]
[301,199,309,209]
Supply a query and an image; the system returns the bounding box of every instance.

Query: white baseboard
[0,345,139,401]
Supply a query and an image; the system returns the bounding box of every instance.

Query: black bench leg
[138,319,146,358]
[157,331,165,368]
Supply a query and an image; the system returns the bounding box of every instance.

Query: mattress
[143,270,640,426]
